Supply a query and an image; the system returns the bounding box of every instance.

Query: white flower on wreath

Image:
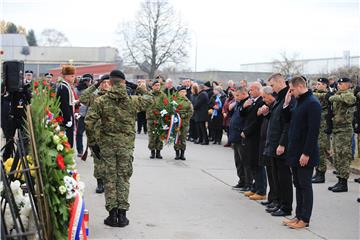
[64,176,78,199]
[160,109,168,117]
[57,144,64,151]
[59,185,67,195]
[171,101,178,106]
[163,125,169,130]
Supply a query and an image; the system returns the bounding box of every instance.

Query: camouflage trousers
[332,127,352,179]
[174,125,189,151]
[102,148,133,211]
[147,123,163,151]
[92,148,105,180]
[317,131,331,172]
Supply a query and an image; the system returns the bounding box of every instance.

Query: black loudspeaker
[2,60,24,92]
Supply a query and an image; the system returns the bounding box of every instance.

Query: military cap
[110,70,126,80]
[152,80,160,86]
[338,77,351,83]
[44,73,53,78]
[177,85,187,91]
[204,81,211,88]
[100,74,110,81]
[82,73,93,81]
[25,70,33,74]
[317,77,329,85]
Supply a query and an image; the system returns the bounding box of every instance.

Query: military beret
[25,70,33,74]
[82,73,93,81]
[177,85,187,91]
[317,77,329,85]
[100,74,110,81]
[44,73,53,78]
[338,77,351,83]
[110,70,126,80]
[152,80,160,86]
[204,81,211,88]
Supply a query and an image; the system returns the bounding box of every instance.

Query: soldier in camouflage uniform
[174,86,194,160]
[80,74,111,193]
[146,80,166,159]
[312,78,332,183]
[328,77,356,192]
[85,70,152,227]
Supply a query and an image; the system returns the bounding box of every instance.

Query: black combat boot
[175,150,180,160]
[150,150,155,159]
[104,208,119,227]
[312,170,325,184]
[96,179,104,193]
[117,209,129,227]
[328,177,341,191]
[180,150,186,160]
[331,178,348,192]
[155,150,163,159]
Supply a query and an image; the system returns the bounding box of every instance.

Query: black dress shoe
[271,209,291,217]
[232,183,245,190]
[239,186,251,192]
[265,206,279,213]
[260,200,272,206]
[200,142,209,145]
[266,202,278,209]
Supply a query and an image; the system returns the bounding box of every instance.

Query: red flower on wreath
[56,153,65,170]
[154,120,158,126]
[55,116,64,123]
[163,97,169,106]
[42,80,48,86]
[50,92,56,97]
[33,81,39,88]
[63,141,71,151]
[172,95,177,101]
[165,115,170,122]
[153,110,159,116]
[177,104,183,110]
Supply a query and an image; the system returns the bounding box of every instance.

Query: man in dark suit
[194,84,209,145]
[264,73,293,217]
[282,76,321,229]
[240,82,266,199]
[57,65,76,147]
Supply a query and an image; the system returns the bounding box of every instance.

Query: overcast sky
[2,0,359,71]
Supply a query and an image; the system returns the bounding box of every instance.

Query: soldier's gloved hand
[354,86,360,97]
[90,144,101,159]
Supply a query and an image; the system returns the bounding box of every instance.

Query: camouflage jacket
[80,85,107,145]
[176,95,194,126]
[313,89,329,130]
[84,83,153,150]
[146,90,166,121]
[329,89,356,128]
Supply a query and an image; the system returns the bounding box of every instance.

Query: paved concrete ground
[77,134,360,240]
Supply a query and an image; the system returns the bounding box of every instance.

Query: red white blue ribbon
[174,113,183,144]
[68,192,87,240]
[165,113,182,144]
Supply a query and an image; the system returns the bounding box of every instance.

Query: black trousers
[272,157,293,212]
[65,126,74,148]
[233,143,246,184]
[189,118,198,140]
[137,112,147,133]
[292,166,314,223]
[266,159,279,203]
[76,116,85,154]
[196,121,208,143]
[213,127,223,143]
[251,165,267,195]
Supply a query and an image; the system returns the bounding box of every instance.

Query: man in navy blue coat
[282,76,321,229]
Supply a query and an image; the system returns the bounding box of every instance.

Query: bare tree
[119,0,190,78]
[272,52,305,78]
[40,28,70,46]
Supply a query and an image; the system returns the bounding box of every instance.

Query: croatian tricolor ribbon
[68,192,87,240]
[174,113,183,144]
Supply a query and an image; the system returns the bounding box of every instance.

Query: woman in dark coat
[209,86,226,144]
[189,83,199,142]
